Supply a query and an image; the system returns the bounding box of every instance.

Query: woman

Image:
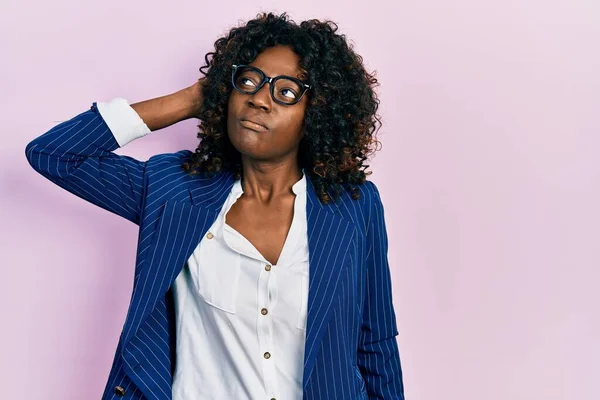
[25,12,405,400]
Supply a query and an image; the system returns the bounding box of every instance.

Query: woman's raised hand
[130,77,206,132]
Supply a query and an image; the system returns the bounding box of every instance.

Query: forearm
[25,106,147,223]
[130,81,202,132]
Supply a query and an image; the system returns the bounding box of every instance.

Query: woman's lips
[240,119,268,132]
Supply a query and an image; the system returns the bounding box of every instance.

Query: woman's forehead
[249,46,307,79]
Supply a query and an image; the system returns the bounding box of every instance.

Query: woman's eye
[281,88,298,99]
[240,77,256,87]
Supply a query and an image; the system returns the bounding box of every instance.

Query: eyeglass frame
[231,64,311,106]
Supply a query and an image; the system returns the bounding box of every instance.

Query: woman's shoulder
[323,179,384,235]
[358,179,381,200]
[142,150,233,203]
[146,150,230,181]
[344,178,383,210]
[146,149,192,170]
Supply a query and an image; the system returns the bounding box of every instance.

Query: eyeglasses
[231,64,310,106]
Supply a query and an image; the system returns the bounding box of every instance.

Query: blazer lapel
[121,171,236,346]
[302,178,357,389]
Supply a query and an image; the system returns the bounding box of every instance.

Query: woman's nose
[248,82,273,110]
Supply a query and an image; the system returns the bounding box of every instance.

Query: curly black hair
[182,11,382,204]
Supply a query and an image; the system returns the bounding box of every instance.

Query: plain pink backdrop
[1,1,599,399]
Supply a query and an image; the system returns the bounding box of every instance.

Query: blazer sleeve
[357,181,406,399]
[25,99,151,225]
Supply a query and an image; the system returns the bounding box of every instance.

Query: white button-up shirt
[172,172,309,400]
[96,97,309,400]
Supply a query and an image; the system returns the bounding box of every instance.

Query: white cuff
[96,97,151,147]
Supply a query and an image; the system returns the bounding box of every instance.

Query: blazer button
[114,385,126,397]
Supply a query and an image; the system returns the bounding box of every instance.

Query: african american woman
[25,12,405,400]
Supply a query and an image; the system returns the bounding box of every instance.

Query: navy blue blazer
[25,103,405,399]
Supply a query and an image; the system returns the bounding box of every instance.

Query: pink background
[1,1,599,399]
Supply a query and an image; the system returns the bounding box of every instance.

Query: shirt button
[264,264,271,271]
[113,386,126,397]
[264,352,271,359]
[261,308,268,315]
[206,232,214,239]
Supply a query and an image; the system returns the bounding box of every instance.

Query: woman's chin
[230,140,267,160]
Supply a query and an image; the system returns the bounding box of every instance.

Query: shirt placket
[257,258,279,399]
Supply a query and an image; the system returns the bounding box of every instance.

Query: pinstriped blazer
[25,103,405,399]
